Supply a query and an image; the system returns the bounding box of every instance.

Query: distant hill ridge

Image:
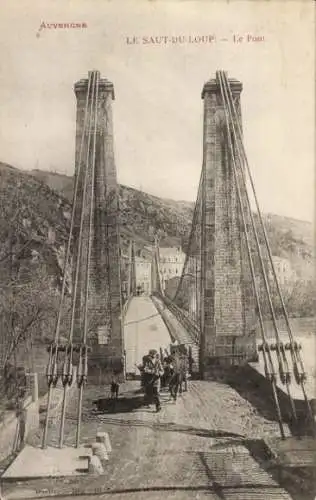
[27,167,313,257]
[0,163,312,283]
[0,163,71,285]
[0,162,312,374]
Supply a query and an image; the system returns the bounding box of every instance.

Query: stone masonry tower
[73,70,124,382]
[200,72,257,375]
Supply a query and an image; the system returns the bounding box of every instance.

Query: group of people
[138,344,190,412]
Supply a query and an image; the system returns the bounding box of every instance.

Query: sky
[0,0,314,222]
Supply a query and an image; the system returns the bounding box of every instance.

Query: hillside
[0,162,313,402]
[0,163,312,289]
[28,169,193,248]
[0,163,73,379]
[29,169,74,202]
[0,164,71,281]
[28,168,313,267]
[0,162,313,360]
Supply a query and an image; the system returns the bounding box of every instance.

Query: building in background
[159,246,186,291]
[270,256,297,286]
[135,256,152,295]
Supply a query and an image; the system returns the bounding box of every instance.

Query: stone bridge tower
[200,72,257,375]
[73,70,124,382]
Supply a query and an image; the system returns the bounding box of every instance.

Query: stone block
[96,431,112,452]
[91,442,109,462]
[88,454,104,475]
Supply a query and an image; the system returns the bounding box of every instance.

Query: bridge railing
[153,293,200,345]
[121,294,133,322]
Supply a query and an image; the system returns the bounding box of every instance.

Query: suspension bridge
[2,69,316,499]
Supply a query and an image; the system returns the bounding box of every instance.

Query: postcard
[0,1,315,499]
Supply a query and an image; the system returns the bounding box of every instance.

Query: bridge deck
[151,296,315,402]
[123,296,172,375]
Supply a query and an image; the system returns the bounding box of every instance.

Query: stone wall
[0,370,82,462]
[0,374,39,462]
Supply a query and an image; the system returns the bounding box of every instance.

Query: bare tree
[0,181,64,406]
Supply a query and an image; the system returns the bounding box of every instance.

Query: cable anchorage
[220,70,298,423]
[218,70,287,437]
[42,71,102,449]
[219,70,315,433]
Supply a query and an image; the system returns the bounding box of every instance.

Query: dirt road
[3,297,312,499]
[3,378,294,500]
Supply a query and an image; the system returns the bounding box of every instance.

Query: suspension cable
[58,71,96,448]
[196,197,203,328]
[194,254,199,323]
[222,72,313,425]
[154,236,163,296]
[199,157,206,368]
[83,71,99,346]
[103,182,113,338]
[42,72,93,449]
[76,70,99,448]
[54,71,93,346]
[132,241,136,295]
[218,73,285,438]
[173,170,203,303]
[127,240,132,297]
[224,76,304,356]
[219,71,297,423]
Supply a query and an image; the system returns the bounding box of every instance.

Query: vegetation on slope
[0,163,72,403]
[0,161,313,363]
[0,163,312,410]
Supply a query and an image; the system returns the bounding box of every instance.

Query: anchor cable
[222,71,313,425]
[173,171,203,305]
[42,72,93,449]
[59,71,96,448]
[218,72,286,438]
[219,71,297,423]
[76,70,99,448]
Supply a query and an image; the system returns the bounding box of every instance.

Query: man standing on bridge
[143,350,164,412]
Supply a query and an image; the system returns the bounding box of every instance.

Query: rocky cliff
[0,162,312,314]
[28,168,313,269]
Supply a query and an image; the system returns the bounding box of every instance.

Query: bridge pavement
[123,296,172,374]
[3,379,298,500]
